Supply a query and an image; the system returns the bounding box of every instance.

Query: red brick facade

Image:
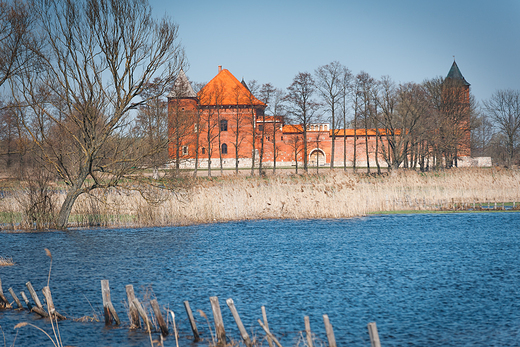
[168,65,471,169]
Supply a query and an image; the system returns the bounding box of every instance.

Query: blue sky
[150,0,519,103]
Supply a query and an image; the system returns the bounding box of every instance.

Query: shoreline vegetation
[0,168,519,232]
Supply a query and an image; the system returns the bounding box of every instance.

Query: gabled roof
[198,69,265,107]
[331,128,402,136]
[168,69,197,98]
[446,61,470,86]
[282,124,303,133]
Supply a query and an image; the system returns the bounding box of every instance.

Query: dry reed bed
[1,168,519,229]
[74,168,520,227]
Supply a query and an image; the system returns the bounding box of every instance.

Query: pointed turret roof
[198,68,265,107]
[168,69,197,98]
[446,61,470,86]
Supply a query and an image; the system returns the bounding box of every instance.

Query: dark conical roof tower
[446,61,470,86]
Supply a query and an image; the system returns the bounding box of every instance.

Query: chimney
[218,65,222,73]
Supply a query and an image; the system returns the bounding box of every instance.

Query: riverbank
[1,168,519,230]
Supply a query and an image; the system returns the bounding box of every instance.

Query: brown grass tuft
[14,322,28,329]
[0,256,15,266]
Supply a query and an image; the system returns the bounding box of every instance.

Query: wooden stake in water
[262,306,273,347]
[25,281,48,317]
[20,291,32,310]
[304,316,313,347]
[226,298,252,347]
[184,300,200,341]
[367,322,381,347]
[150,299,169,336]
[210,296,226,346]
[132,298,152,332]
[42,286,66,320]
[101,280,120,325]
[258,319,283,347]
[26,282,43,309]
[322,315,336,347]
[170,311,180,347]
[125,285,140,328]
[8,288,23,309]
[0,278,12,309]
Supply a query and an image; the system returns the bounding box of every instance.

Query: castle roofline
[198,67,266,107]
[446,61,470,86]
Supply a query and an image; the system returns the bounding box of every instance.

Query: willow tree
[13,0,185,229]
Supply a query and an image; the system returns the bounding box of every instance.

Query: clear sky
[150,0,519,104]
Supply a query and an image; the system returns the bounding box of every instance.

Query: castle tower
[443,60,471,159]
[168,69,198,163]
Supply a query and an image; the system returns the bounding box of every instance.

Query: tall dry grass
[1,168,520,230]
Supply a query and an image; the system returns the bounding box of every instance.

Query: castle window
[258,124,263,132]
[182,146,188,155]
[221,143,228,154]
[202,147,206,154]
[220,119,228,132]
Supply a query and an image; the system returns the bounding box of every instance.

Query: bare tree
[355,72,375,173]
[373,77,429,171]
[484,89,520,166]
[0,0,38,89]
[339,67,353,171]
[287,134,303,174]
[12,0,185,229]
[423,77,474,168]
[285,72,321,173]
[315,61,348,169]
[243,79,260,176]
[197,85,219,177]
[258,83,277,175]
[228,85,245,175]
[136,79,169,178]
[269,88,285,174]
[191,82,205,177]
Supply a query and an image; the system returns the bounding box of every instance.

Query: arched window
[221,143,228,154]
[220,119,228,132]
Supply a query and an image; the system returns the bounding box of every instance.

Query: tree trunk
[303,129,308,172]
[57,187,83,229]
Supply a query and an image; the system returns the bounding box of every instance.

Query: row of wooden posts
[1,277,382,347]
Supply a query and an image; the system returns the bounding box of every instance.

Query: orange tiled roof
[331,128,402,136]
[282,124,303,133]
[198,69,266,107]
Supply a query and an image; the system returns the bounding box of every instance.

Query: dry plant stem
[1,324,6,347]
[43,288,64,347]
[14,322,59,347]
[45,249,52,288]
[258,320,283,347]
[198,309,216,346]
[262,306,273,347]
[169,311,179,347]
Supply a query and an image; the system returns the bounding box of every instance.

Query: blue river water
[1,212,520,346]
